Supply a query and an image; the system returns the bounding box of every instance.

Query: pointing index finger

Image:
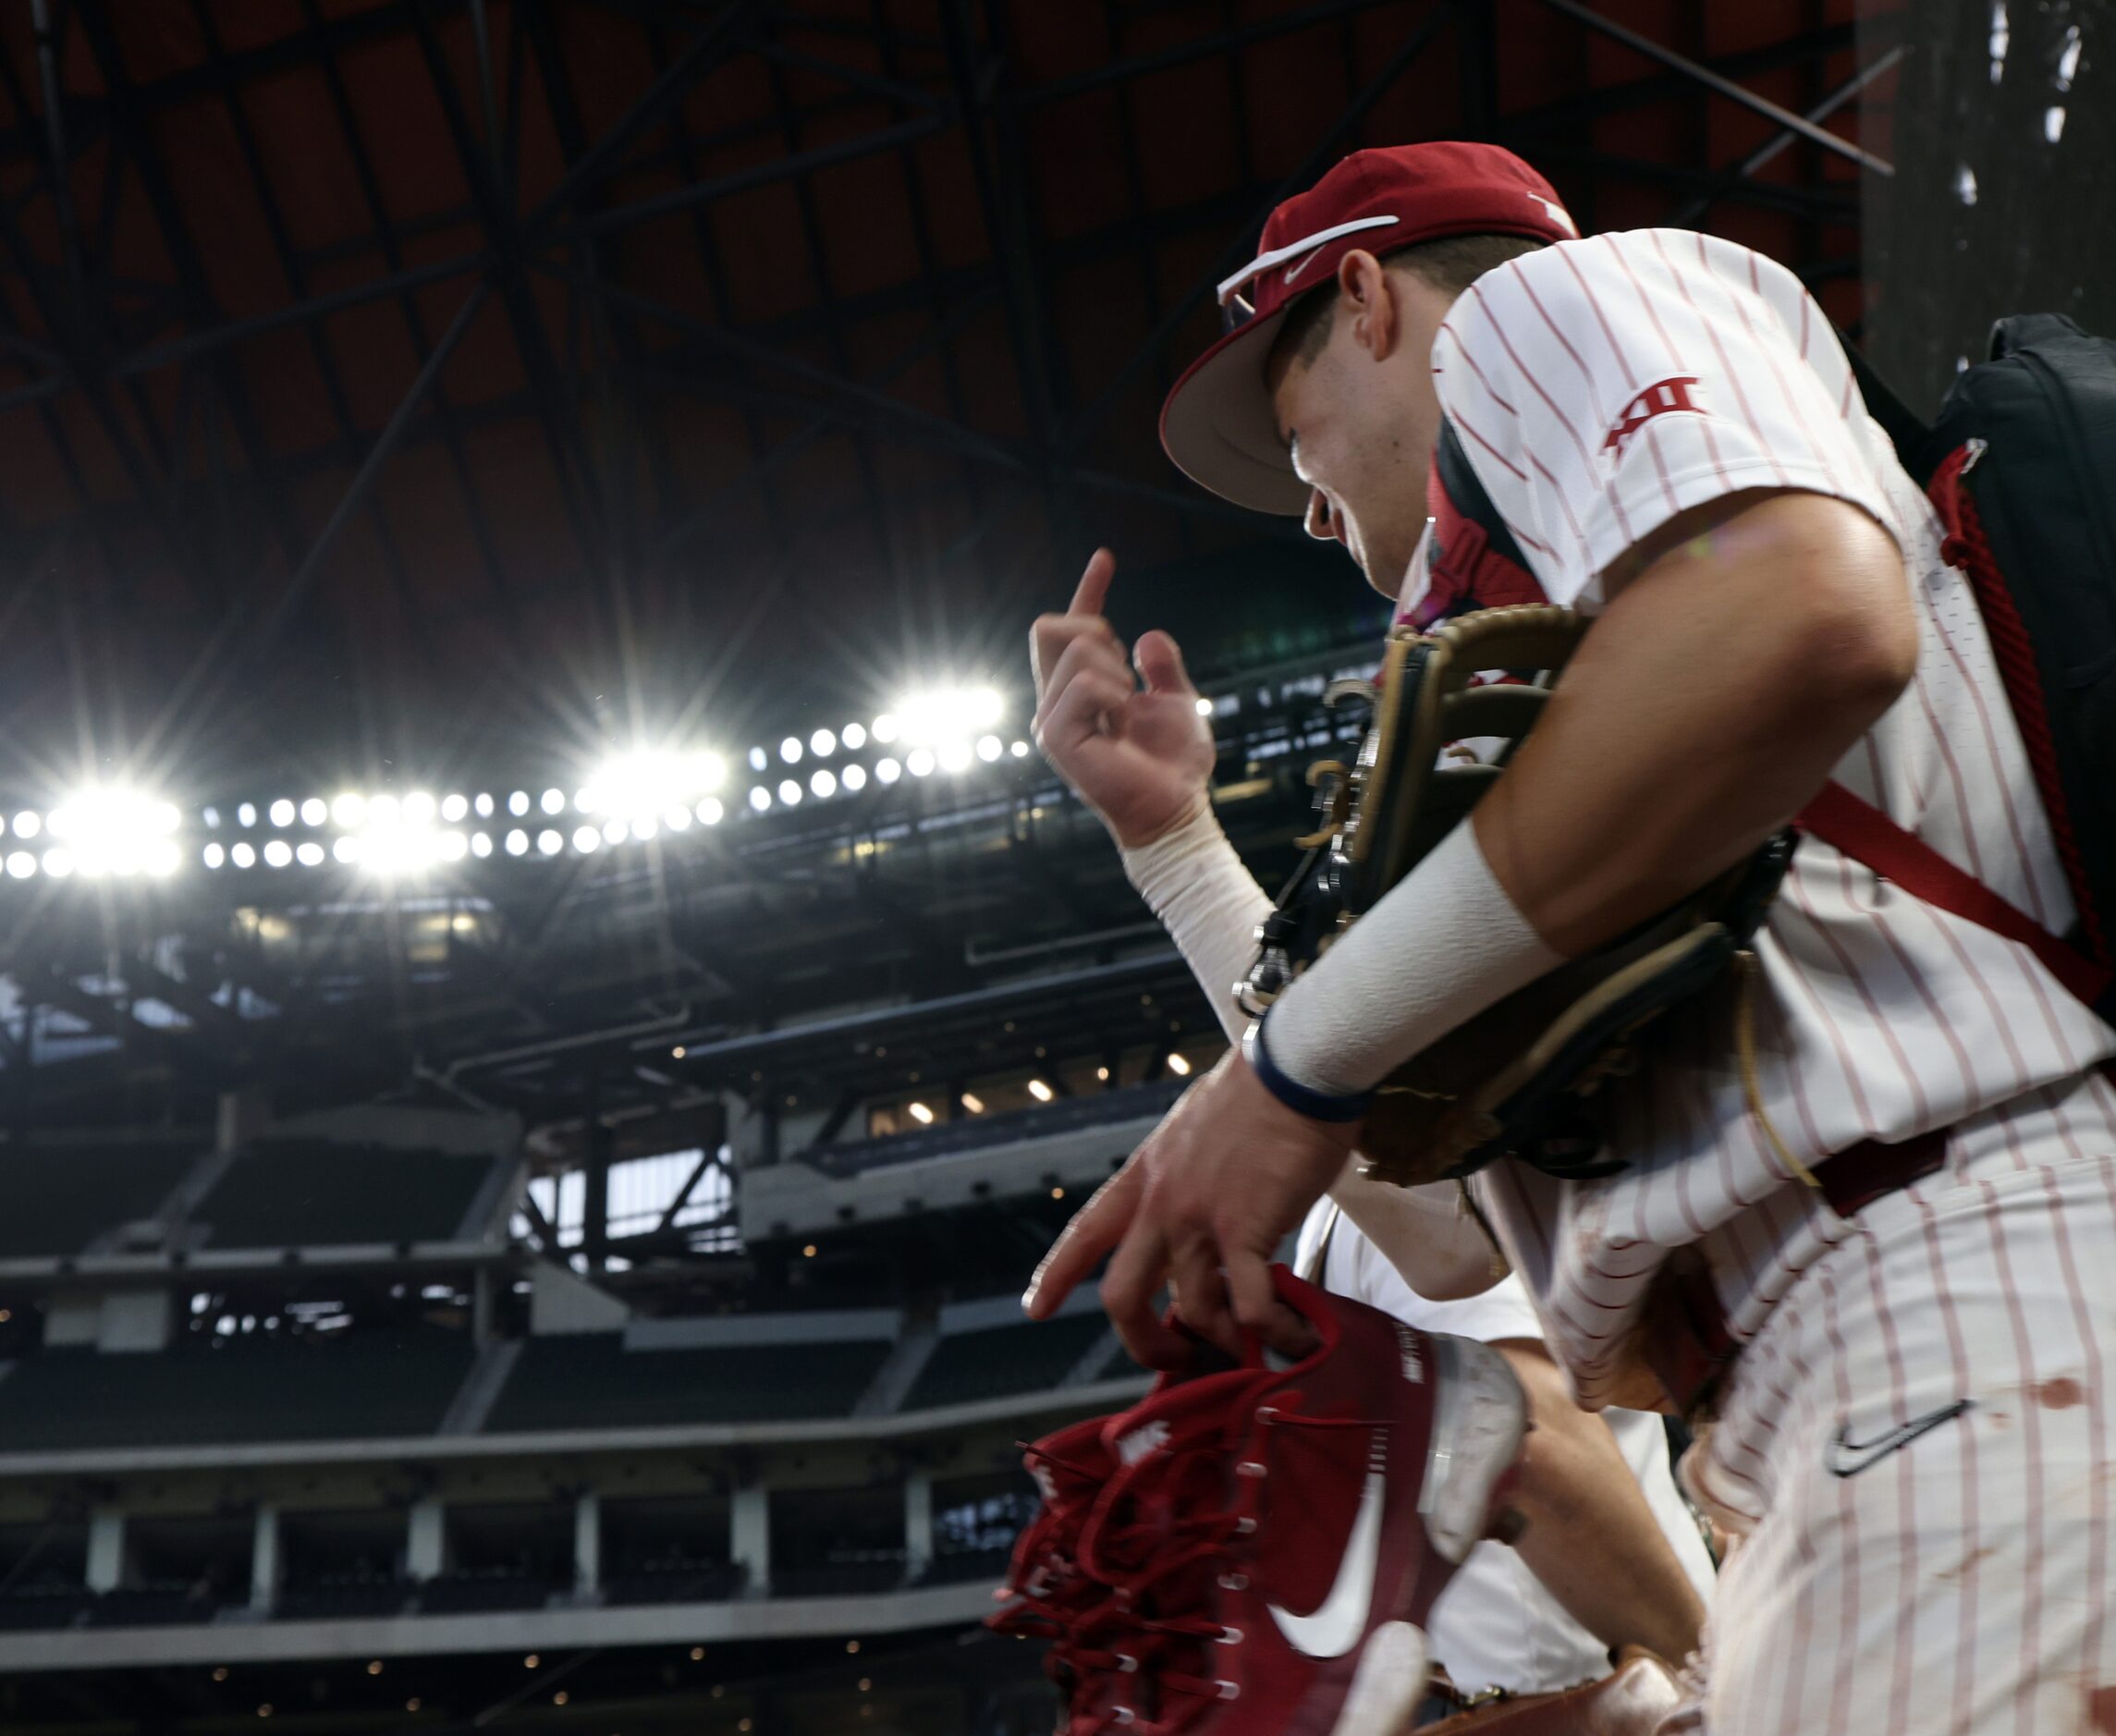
[1068,547,1116,618]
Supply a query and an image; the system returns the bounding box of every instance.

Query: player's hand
[1021,1049,1356,1364]
[1031,548,1217,850]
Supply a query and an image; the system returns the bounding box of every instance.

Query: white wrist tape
[1263,817,1565,1096]
[1120,804,1275,1046]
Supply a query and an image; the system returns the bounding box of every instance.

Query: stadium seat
[481,1333,890,1432]
[189,1141,498,1249]
[0,1331,474,1452]
[0,1144,198,1259]
[902,1311,1110,1411]
[602,1559,748,1606]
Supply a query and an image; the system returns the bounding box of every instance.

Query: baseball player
[1025,140,2116,1731]
[1107,671,1718,1689]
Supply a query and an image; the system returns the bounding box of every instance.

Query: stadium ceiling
[0,0,1894,793]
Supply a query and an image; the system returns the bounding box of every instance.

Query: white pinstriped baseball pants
[1673,1070,2116,1734]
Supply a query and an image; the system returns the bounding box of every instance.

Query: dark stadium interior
[0,0,2063,1730]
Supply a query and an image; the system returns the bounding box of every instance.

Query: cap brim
[1158,307,1312,517]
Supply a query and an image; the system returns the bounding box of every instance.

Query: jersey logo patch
[1603,375,1705,461]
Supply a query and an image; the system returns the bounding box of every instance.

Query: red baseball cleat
[1060,1266,1527,1735]
[990,1414,1127,1709]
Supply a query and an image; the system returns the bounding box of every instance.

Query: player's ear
[1337,249,1399,362]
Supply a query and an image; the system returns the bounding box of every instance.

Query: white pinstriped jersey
[1411,228,2116,1408]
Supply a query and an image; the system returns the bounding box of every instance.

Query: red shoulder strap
[1795,780,2112,1011]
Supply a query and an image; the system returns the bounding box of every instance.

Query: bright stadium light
[1027,1078,1054,1103]
[695,752,726,791]
[437,831,469,862]
[841,764,867,793]
[894,686,1004,748]
[297,841,324,867]
[777,779,802,806]
[238,802,257,828]
[269,800,295,827]
[509,790,531,816]
[871,714,899,744]
[937,740,971,773]
[602,820,626,846]
[43,849,73,879]
[811,729,837,758]
[749,746,768,772]
[780,736,802,764]
[537,829,562,856]
[907,748,936,778]
[1011,740,1030,758]
[506,830,530,857]
[12,812,40,839]
[440,794,469,824]
[698,798,724,825]
[404,792,437,825]
[663,805,691,832]
[750,787,770,813]
[471,832,493,859]
[960,1092,985,1114]
[841,722,867,751]
[203,842,226,869]
[5,851,33,880]
[332,792,366,828]
[1196,696,1215,715]
[263,840,292,869]
[541,789,565,815]
[300,798,327,826]
[572,826,599,853]
[474,793,495,818]
[1168,1053,1193,1076]
[875,757,901,785]
[48,789,183,878]
[332,837,361,864]
[908,1101,934,1125]
[231,842,257,869]
[811,769,837,799]
[977,735,1002,763]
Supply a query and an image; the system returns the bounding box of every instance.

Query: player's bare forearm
[1475,490,1917,957]
[1493,1339,1706,1667]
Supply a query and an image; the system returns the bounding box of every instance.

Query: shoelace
[990,1438,1128,1712]
[1071,1404,1400,1733]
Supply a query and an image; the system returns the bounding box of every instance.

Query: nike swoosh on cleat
[1825,1399,1973,1478]
[1267,1442,1385,1658]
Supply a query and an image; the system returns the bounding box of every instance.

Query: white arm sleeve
[1264,816,1563,1097]
[1123,805,1511,1295]
[1119,803,1274,1046]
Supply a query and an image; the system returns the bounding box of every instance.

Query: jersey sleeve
[1429,229,1902,609]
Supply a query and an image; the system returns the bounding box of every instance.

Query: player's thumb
[1133,630,1196,700]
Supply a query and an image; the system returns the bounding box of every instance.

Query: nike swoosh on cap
[1281,247,1327,287]
[1266,1444,1385,1658]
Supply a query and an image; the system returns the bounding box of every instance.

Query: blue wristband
[1241,1010,1376,1123]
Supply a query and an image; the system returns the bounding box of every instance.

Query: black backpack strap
[1434,419,1532,570]
[1836,331,1935,482]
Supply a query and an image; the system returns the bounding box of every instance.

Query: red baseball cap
[1159,142,1576,515]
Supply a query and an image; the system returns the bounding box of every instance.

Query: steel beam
[1666,45,1902,228]
[1535,0,1891,177]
